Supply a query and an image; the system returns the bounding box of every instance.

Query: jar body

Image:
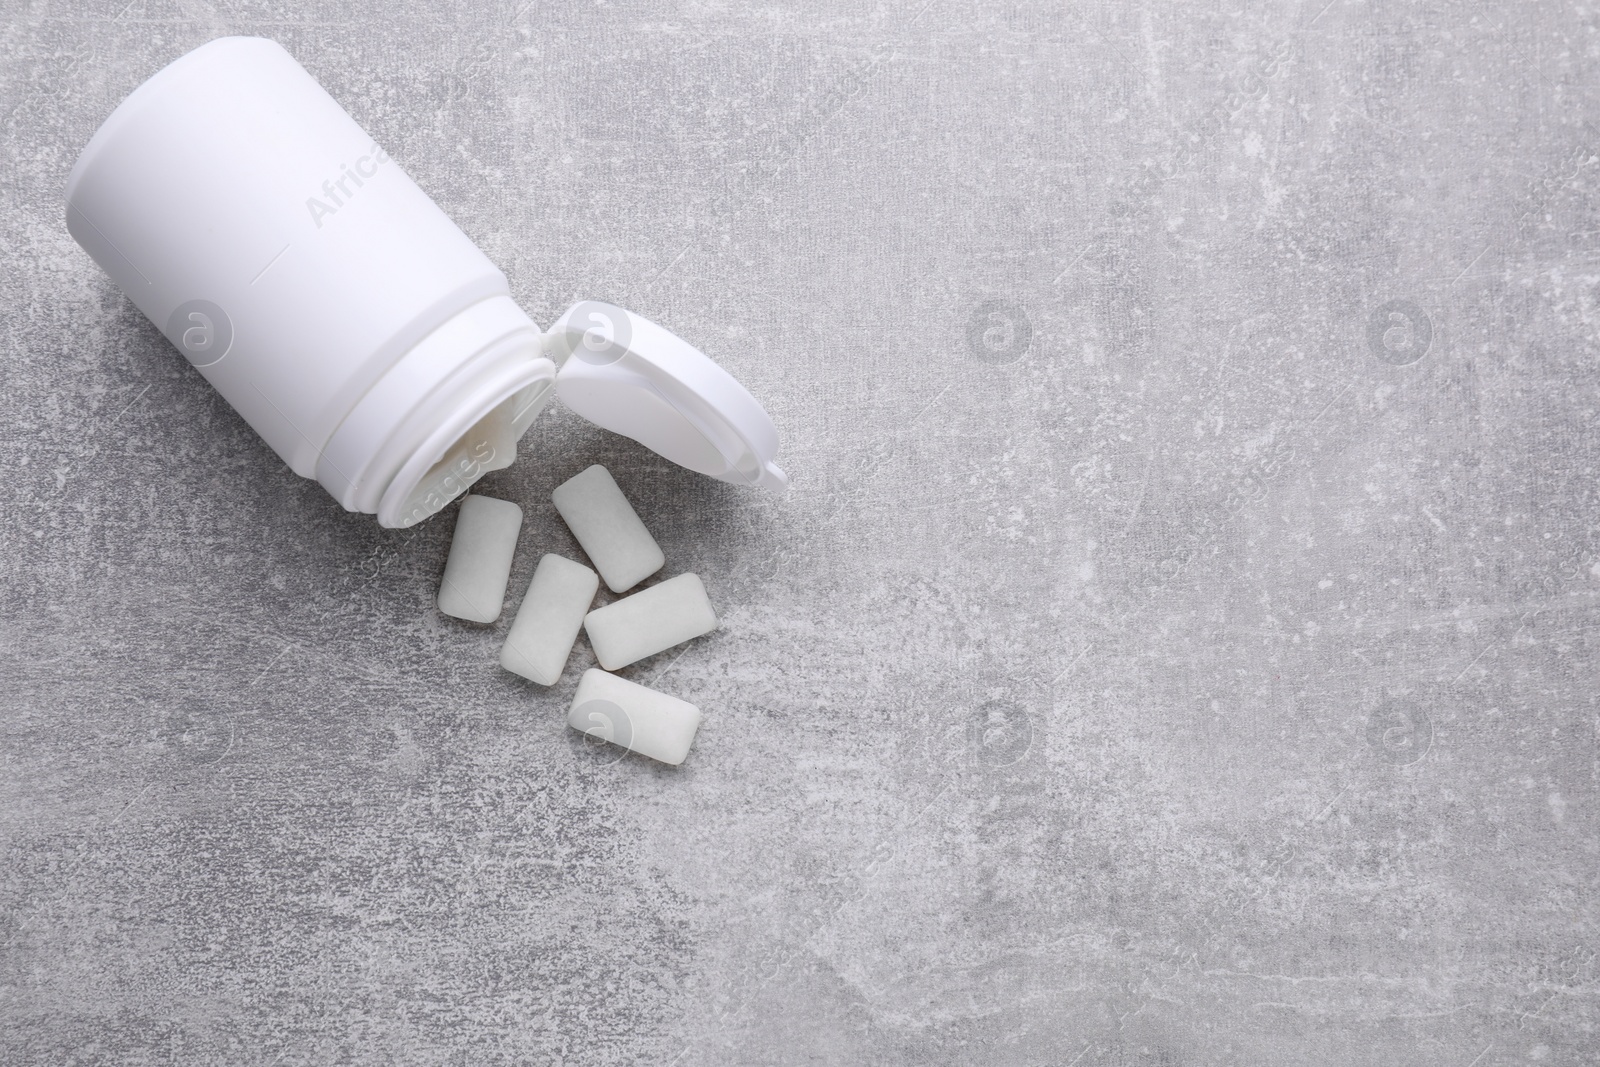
[65,36,552,526]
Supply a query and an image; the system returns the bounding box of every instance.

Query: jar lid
[546,302,788,492]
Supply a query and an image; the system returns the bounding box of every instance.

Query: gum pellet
[583,573,717,670]
[567,668,702,766]
[500,554,599,686]
[551,464,665,593]
[437,494,523,623]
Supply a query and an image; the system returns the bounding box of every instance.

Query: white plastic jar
[66,36,785,528]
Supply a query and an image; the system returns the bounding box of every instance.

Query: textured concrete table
[3,2,1597,1064]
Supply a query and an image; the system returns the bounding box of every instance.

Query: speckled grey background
[3,1,1598,1064]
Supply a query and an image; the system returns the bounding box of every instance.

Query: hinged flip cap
[547,302,788,492]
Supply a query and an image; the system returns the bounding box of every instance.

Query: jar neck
[315,294,555,527]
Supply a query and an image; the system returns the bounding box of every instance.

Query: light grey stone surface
[3,2,1598,1064]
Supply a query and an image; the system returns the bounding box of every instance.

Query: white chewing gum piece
[551,464,665,593]
[583,572,717,670]
[567,668,702,765]
[500,554,600,685]
[437,494,523,624]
